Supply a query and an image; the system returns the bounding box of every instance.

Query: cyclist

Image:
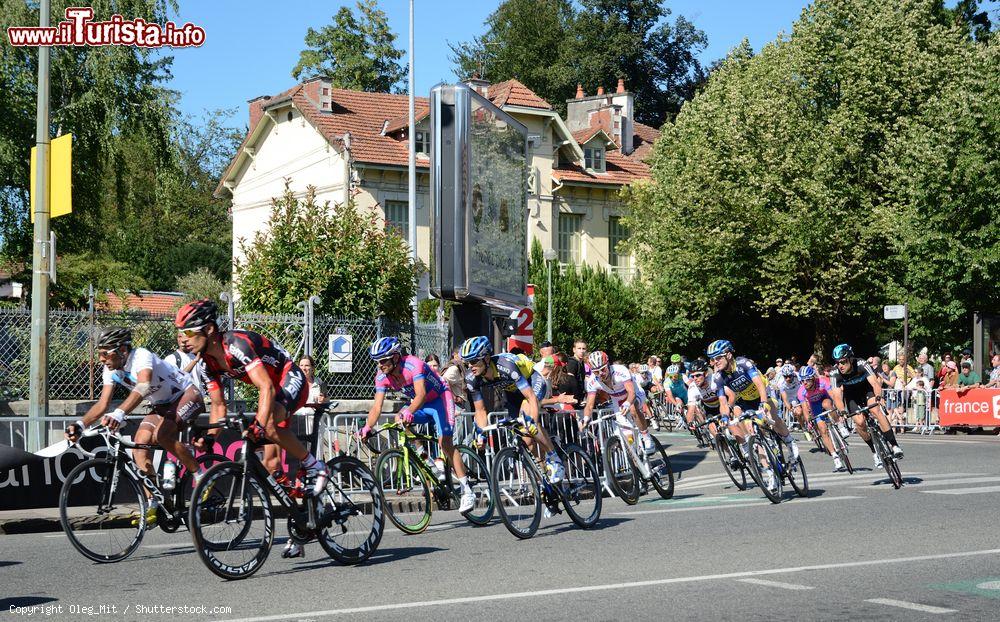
[686,359,719,447]
[773,364,806,436]
[175,299,327,559]
[828,343,904,467]
[662,364,688,426]
[580,351,656,455]
[65,327,204,527]
[460,336,565,482]
[709,339,800,482]
[796,366,843,472]
[358,337,475,513]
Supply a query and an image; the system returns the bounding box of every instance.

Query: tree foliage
[625,0,1000,359]
[174,267,229,309]
[451,0,706,124]
[292,0,406,92]
[236,185,417,323]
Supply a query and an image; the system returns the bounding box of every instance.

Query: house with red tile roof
[216,75,658,290]
[100,290,186,315]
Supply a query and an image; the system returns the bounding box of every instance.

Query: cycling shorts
[840,383,876,414]
[151,386,206,427]
[408,393,456,438]
[805,397,833,418]
[274,362,309,427]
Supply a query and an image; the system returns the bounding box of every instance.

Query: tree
[450,0,706,123]
[174,267,229,309]
[236,185,417,323]
[291,0,406,92]
[625,0,1000,358]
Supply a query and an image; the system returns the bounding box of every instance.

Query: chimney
[596,86,605,96]
[611,79,634,155]
[248,95,271,132]
[464,73,490,97]
[616,78,625,94]
[575,84,584,98]
[304,75,333,112]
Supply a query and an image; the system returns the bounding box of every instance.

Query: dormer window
[415,130,431,155]
[585,147,604,172]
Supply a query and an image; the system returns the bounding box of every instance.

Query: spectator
[549,353,578,407]
[916,352,935,389]
[538,341,555,358]
[807,354,819,368]
[960,348,973,367]
[774,358,784,370]
[940,361,959,388]
[647,355,663,389]
[912,379,929,429]
[164,332,204,396]
[891,353,917,387]
[957,360,980,391]
[565,340,588,402]
[298,355,326,406]
[985,354,1000,388]
[441,349,467,409]
[424,353,441,374]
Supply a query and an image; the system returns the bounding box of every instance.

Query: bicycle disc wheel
[375,449,432,534]
[189,461,273,580]
[555,443,602,529]
[490,446,541,539]
[60,458,145,563]
[715,435,747,491]
[748,437,782,504]
[453,445,494,526]
[603,435,640,504]
[646,435,675,499]
[316,456,384,565]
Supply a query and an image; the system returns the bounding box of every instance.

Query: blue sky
[163,1,993,126]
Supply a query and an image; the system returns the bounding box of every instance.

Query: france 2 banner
[937,388,1000,427]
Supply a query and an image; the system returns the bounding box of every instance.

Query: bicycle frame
[592,410,653,480]
[367,422,452,496]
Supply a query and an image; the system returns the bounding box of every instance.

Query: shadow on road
[0,561,22,568]
[1,596,58,609]
[265,545,448,576]
[531,516,632,540]
[668,451,709,480]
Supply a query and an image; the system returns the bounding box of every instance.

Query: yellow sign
[30,133,73,222]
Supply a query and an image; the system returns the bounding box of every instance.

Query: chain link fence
[0,306,449,402]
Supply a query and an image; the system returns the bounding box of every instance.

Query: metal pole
[546,258,553,343]
[407,0,418,324]
[903,303,909,388]
[88,283,95,400]
[220,291,235,402]
[28,0,52,452]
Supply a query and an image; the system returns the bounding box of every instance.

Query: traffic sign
[884,305,907,320]
[328,334,353,374]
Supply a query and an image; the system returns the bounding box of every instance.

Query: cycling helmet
[706,339,734,358]
[779,363,797,377]
[588,350,610,370]
[689,359,709,374]
[666,364,680,376]
[798,366,817,381]
[97,326,132,350]
[459,336,492,362]
[670,353,682,364]
[175,299,218,330]
[368,336,401,361]
[831,343,854,360]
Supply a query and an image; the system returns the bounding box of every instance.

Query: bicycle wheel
[374,449,433,534]
[189,461,274,580]
[646,435,675,499]
[830,429,854,474]
[158,452,227,534]
[453,445,494,526]
[747,437,782,504]
[873,430,903,489]
[603,435,640,504]
[715,435,747,491]
[490,446,541,539]
[780,444,809,498]
[316,456,384,565]
[60,457,146,563]
[555,443,602,529]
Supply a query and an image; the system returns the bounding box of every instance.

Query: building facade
[217,76,658,294]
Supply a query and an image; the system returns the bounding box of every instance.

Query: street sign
[30,133,72,222]
[884,305,907,320]
[328,334,353,374]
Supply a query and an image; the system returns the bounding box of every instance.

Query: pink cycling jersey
[374,354,448,401]
[797,378,832,413]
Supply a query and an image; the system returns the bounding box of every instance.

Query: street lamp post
[543,249,557,343]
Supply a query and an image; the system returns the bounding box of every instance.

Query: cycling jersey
[829,358,877,410]
[585,364,634,406]
[466,353,541,402]
[713,357,763,407]
[774,376,801,405]
[199,330,307,414]
[631,373,648,406]
[102,347,192,406]
[687,379,721,414]
[375,354,448,401]
[797,378,833,417]
[665,377,688,404]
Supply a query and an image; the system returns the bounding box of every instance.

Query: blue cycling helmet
[798,366,817,381]
[459,336,493,361]
[369,336,402,361]
[831,343,854,360]
[706,339,734,358]
[779,363,796,377]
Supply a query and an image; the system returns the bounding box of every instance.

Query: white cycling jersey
[631,373,648,406]
[687,377,721,412]
[102,347,192,406]
[773,375,801,405]
[585,364,635,407]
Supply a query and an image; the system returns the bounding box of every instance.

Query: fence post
[220,291,235,403]
[87,283,95,400]
[306,295,321,357]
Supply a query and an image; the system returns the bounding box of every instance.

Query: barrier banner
[937,388,1000,427]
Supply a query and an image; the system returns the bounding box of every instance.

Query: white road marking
[865,598,956,614]
[738,578,814,590]
[614,495,862,516]
[215,548,1000,622]
[921,485,1000,495]
[853,476,1000,490]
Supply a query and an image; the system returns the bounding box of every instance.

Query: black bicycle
[188,404,385,580]
[60,424,225,563]
[852,403,902,488]
[743,411,809,504]
[706,414,752,491]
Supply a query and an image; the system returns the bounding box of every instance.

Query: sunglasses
[784,374,796,380]
[837,358,851,365]
[178,328,203,338]
[690,372,705,378]
[376,356,396,366]
[97,348,118,357]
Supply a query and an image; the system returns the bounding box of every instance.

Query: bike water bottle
[162,460,177,491]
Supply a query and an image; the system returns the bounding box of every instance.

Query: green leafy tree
[291,0,406,92]
[236,185,417,323]
[174,267,230,309]
[450,0,706,123]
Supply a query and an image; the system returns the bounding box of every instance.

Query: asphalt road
[5,431,1000,621]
